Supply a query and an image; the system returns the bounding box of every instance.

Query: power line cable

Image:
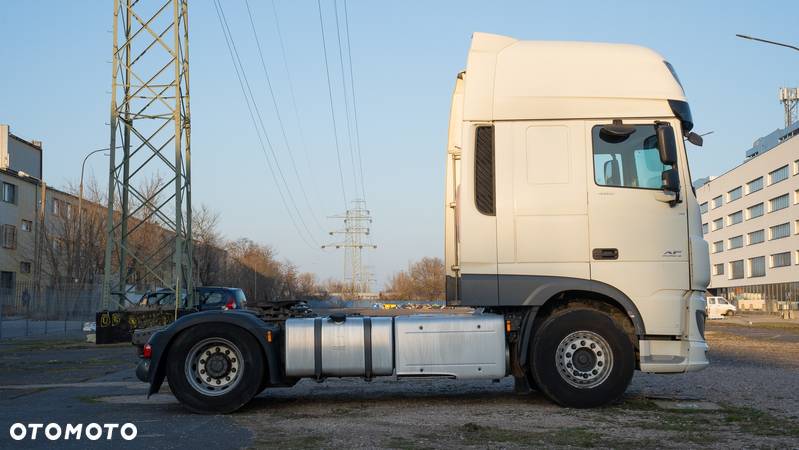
[342,0,367,202]
[243,0,326,234]
[317,0,349,210]
[214,0,319,249]
[269,0,325,209]
[332,0,360,199]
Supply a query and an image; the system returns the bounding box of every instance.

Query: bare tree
[192,204,224,286]
[383,257,445,300]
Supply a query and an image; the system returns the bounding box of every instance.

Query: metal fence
[0,281,105,339]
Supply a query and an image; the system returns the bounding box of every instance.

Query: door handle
[592,248,619,260]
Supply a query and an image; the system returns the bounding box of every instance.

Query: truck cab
[445,33,709,376]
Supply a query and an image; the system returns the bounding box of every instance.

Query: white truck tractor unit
[137,33,710,414]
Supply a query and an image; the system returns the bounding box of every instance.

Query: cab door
[586,120,689,335]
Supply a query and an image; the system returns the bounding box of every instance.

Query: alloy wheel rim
[555,330,613,389]
[185,337,244,396]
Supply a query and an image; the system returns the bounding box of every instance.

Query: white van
[706,296,736,319]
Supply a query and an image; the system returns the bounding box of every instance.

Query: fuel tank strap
[313,317,323,379]
[363,317,373,379]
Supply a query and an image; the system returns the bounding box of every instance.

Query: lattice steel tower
[102,0,193,309]
[323,199,376,295]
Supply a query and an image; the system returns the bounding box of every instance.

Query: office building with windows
[0,124,80,291]
[696,121,799,311]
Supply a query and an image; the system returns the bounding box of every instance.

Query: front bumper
[639,290,709,373]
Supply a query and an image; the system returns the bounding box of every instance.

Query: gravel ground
[235,319,799,449]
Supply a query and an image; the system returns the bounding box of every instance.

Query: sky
[1,0,798,288]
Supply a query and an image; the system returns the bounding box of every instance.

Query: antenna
[779,87,799,128]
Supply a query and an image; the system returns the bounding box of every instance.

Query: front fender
[146,310,282,397]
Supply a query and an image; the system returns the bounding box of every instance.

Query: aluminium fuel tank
[284,316,393,378]
[394,314,506,379]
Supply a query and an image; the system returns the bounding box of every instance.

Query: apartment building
[0,125,80,290]
[696,121,799,311]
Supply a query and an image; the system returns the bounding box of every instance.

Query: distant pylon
[322,199,376,295]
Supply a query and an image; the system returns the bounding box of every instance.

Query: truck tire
[529,307,634,408]
[166,324,265,414]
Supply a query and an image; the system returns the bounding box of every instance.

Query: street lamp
[76,147,113,277]
[736,34,799,127]
[735,34,799,52]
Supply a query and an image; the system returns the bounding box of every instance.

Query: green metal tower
[102,0,193,313]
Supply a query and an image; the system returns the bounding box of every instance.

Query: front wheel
[166,324,265,414]
[529,307,634,408]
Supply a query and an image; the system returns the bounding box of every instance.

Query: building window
[713,263,724,276]
[746,202,764,219]
[20,261,32,274]
[0,271,14,289]
[746,176,763,194]
[769,165,789,185]
[727,186,742,202]
[2,182,16,204]
[748,229,765,245]
[727,210,743,226]
[700,202,708,214]
[702,223,708,235]
[2,224,17,249]
[728,235,743,249]
[712,195,723,209]
[712,218,723,231]
[712,240,723,253]
[794,159,799,175]
[771,252,791,268]
[769,194,789,212]
[52,198,74,219]
[730,260,744,279]
[21,220,33,232]
[770,222,790,240]
[748,256,766,277]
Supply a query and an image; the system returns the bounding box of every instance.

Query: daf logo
[662,250,682,257]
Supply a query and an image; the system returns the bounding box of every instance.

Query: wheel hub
[185,338,244,396]
[556,331,613,389]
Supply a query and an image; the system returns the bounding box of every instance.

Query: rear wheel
[529,307,634,408]
[166,324,264,414]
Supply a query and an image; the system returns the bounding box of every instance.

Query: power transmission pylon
[322,199,376,296]
[102,0,193,312]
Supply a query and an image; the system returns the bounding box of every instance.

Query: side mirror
[656,123,678,165]
[660,167,681,205]
[686,131,704,147]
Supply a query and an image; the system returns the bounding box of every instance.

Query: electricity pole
[323,199,376,297]
[102,0,193,314]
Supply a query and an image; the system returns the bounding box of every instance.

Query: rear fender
[146,310,282,397]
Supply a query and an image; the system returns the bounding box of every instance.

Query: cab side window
[592,124,672,190]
